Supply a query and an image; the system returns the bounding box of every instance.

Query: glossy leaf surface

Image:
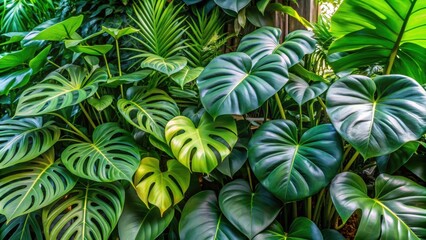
[253,218,323,240]
[171,66,204,88]
[0,212,43,240]
[141,55,187,76]
[326,75,426,159]
[285,73,328,105]
[249,120,343,202]
[214,0,250,13]
[219,180,282,239]
[330,172,426,239]
[33,15,83,41]
[377,142,419,174]
[62,123,140,182]
[179,190,245,240]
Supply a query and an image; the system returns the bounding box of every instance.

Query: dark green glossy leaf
[219,180,282,239]
[246,7,273,27]
[118,188,174,240]
[141,55,187,76]
[33,15,83,41]
[61,123,140,182]
[43,182,125,240]
[165,113,238,173]
[87,95,113,111]
[0,118,60,169]
[285,73,328,105]
[405,154,426,182]
[179,190,246,240]
[118,88,179,142]
[214,0,250,13]
[0,148,77,221]
[331,172,426,239]
[134,157,190,215]
[377,142,419,174]
[253,218,323,240]
[0,212,43,240]
[326,75,426,159]
[0,68,32,96]
[237,27,316,65]
[249,120,343,202]
[105,70,152,87]
[321,229,345,240]
[197,52,288,118]
[216,139,248,177]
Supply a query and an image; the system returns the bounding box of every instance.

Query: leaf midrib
[91,144,127,178]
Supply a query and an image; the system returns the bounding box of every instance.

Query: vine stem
[299,105,303,132]
[306,197,312,220]
[274,93,286,120]
[103,54,112,78]
[292,202,298,219]
[79,103,97,129]
[343,151,360,172]
[115,39,125,98]
[47,60,61,68]
[49,113,91,142]
[313,188,325,223]
[246,163,253,191]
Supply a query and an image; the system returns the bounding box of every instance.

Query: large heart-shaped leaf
[214,0,250,13]
[165,113,238,173]
[0,148,77,221]
[329,0,426,83]
[43,182,125,240]
[0,212,43,240]
[179,190,246,240]
[219,179,282,239]
[326,75,426,159]
[15,65,107,116]
[118,88,179,142]
[141,55,187,76]
[118,188,174,240]
[33,15,83,41]
[249,120,343,202]
[237,27,316,65]
[197,52,288,118]
[285,74,328,105]
[61,123,140,182]
[376,141,419,174]
[253,218,323,240]
[330,172,426,239]
[134,157,190,215]
[0,118,60,169]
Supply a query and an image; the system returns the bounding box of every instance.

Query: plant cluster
[0,0,425,239]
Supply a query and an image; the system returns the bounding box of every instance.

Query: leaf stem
[274,93,286,120]
[313,188,326,223]
[79,103,97,129]
[50,113,91,142]
[103,54,112,78]
[343,151,360,172]
[299,105,303,132]
[115,39,125,98]
[246,163,253,191]
[292,201,298,219]
[306,197,312,220]
[47,59,61,68]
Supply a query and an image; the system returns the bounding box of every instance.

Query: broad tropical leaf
[141,55,187,76]
[15,65,107,116]
[102,26,139,40]
[171,66,204,88]
[0,212,43,240]
[197,52,288,118]
[0,69,32,96]
[214,0,250,13]
[253,218,323,240]
[0,148,77,220]
[377,142,419,174]
[219,179,282,239]
[33,15,83,41]
[285,74,328,105]
[118,188,174,240]
[326,75,426,159]
[134,157,190,215]
[0,118,60,169]
[165,113,238,173]
[330,172,426,239]
[237,27,316,65]
[118,88,179,142]
[87,95,114,111]
[0,47,36,72]
[329,0,426,83]
[43,182,125,240]
[249,120,343,202]
[61,123,140,182]
[179,190,245,240]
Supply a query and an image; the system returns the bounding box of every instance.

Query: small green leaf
[0,148,77,221]
[257,0,270,15]
[171,66,204,88]
[33,15,84,41]
[105,70,152,87]
[87,95,113,111]
[165,113,238,173]
[253,218,323,240]
[141,55,187,76]
[68,44,113,56]
[134,157,190,215]
[61,123,140,182]
[217,139,248,177]
[285,73,328,105]
[179,190,245,240]
[29,45,51,74]
[102,26,139,40]
[268,3,312,29]
[219,179,282,239]
[0,118,60,169]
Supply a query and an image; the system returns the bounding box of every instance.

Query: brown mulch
[338,213,359,240]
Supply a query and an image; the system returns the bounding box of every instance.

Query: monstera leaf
[326,75,426,159]
[285,74,328,105]
[118,188,174,240]
[249,120,343,202]
[15,65,107,116]
[330,172,426,240]
[61,123,140,182]
[118,88,179,142]
[0,148,77,221]
[219,179,282,239]
[179,190,245,240]
[197,53,288,118]
[165,113,238,173]
[329,0,426,83]
[0,118,60,169]
[43,182,125,240]
[0,212,43,240]
[133,157,190,215]
[141,55,187,76]
[253,218,323,240]
[237,27,316,65]
[0,69,32,96]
